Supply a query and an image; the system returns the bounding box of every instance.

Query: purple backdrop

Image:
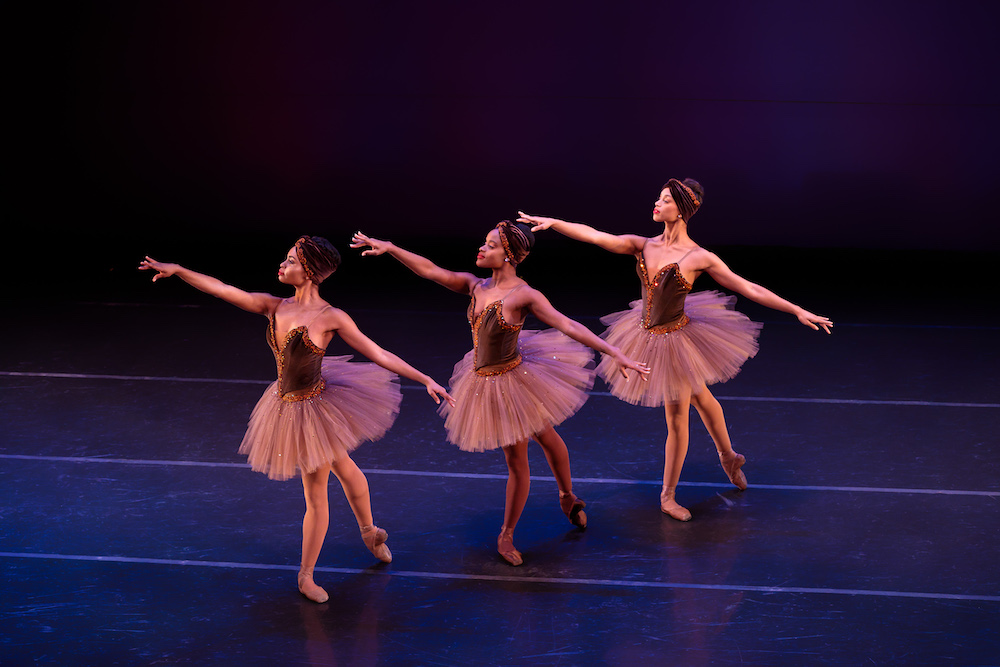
[15,1,999,263]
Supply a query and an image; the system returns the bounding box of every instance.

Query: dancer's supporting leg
[299,465,332,602]
[498,439,531,565]
[534,426,587,528]
[330,455,391,563]
[690,386,747,490]
[661,390,693,521]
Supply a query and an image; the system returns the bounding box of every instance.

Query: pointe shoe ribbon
[361,524,392,563]
[660,488,692,522]
[497,528,523,566]
[298,567,330,603]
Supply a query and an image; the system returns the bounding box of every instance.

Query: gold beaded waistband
[646,314,690,335]
[474,356,523,377]
[280,379,326,402]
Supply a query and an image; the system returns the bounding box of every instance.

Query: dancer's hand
[350,231,393,257]
[796,309,833,334]
[138,256,179,282]
[612,350,650,381]
[516,211,560,233]
[425,380,456,407]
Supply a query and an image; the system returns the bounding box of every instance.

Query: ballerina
[351,223,649,565]
[140,235,453,601]
[519,179,832,520]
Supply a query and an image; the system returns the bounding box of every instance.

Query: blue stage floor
[2,278,998,665]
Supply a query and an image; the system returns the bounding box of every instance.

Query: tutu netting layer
[239,356,401,480]
[596,291,762,407]
[439,330,595,452]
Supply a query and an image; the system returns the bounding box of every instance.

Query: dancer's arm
[524,289,650,380]
[330,308,456,406]
[517,212,645,255]
[700,251,833,334]
[350,232,477,294]
[139,257,279,315]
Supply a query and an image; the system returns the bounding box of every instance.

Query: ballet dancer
[351,223,649,565]
[140,235,453,601]
[519,179,832,520]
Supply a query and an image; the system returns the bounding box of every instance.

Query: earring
[504,257,509,263]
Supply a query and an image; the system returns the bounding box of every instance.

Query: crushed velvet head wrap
[495,220,534,266]
[665,178,703,221]
[294,235,341,284]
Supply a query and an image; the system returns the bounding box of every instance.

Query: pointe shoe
[298,567,329,603]
[497,528,523,566]
[361,524,392,563]
[660,487,692,522]
[719,450,748,491]
[559,491,588,529]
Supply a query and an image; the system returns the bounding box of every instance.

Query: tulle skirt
[438,330,596,452]
[596,291,762,407]
[239,356,402,480]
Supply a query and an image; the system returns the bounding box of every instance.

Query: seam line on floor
[2,455,997,497]
[1,552,997,602]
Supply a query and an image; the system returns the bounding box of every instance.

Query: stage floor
[2,281,998,665]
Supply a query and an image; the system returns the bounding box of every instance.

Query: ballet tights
[298,456,386,602]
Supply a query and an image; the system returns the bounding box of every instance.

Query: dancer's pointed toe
[559,491,588,529]
[361,524,392,563]
[719,450,748,490]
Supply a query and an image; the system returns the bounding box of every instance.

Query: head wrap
[665,178,703,221]
[294,235,340,284]
[495,220,533,266]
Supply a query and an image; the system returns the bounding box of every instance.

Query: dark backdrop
[9,1,999,312]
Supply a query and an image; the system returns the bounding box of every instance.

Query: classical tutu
[239,355,402,480]
[439,329,596,452]
[596,291,762,407]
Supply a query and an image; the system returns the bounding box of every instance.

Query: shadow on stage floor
[2,246,998,665]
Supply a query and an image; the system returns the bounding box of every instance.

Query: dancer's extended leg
[691,386,747,490]
[330,455,391,563]
[535,426,586,529]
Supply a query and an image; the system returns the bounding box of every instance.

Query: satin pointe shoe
[719,450,748,491]
[361,524,392,563]
[297,567,329,603]
[660,487,692,522]
[559,491,588,529]
[497,527,523,566]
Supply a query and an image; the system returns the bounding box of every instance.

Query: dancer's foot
[361,524,392,563]
[297,567,329,603]
[660,487,692,522]
[497,527,523,566]
[559,491,588,529]
[719,450,748,490]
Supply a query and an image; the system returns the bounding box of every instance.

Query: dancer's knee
[503,442,531,476]
[691,385,721,413]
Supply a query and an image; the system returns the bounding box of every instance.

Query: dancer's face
[652,188,681,223]
[476,229,507,269]
[278,246,308,285]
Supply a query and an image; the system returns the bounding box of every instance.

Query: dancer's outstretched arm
[350,232,477,294]
[522,287,650,381]
[697,251,833,334]
[139,257,280,315]
[329,308,455,405]
[517,212,645,255]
